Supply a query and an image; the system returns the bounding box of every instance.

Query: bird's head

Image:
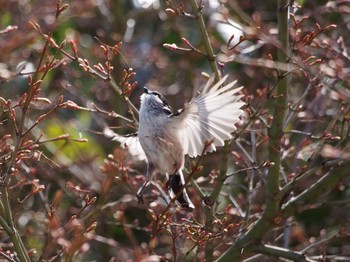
[140,87,172,115]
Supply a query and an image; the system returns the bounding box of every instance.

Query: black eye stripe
[151,91,161,97]
[150,91,170,108]
[161,97,169,107]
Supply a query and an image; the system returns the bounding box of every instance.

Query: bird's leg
[137,163,155,204]
[137,181,148,204]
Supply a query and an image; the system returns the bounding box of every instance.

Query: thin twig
[254,244,314,262]
[189,0,220,81]
[217,1,290,260]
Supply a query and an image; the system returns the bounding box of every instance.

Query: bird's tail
[167,170,194,210]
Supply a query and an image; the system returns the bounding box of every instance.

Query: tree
[0,0,349,261]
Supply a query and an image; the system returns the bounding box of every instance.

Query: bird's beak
[144,87,149,94]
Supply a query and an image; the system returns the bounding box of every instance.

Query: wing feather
[104,126,146,161]
[174,75,244,158]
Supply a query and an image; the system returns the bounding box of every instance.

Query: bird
[108,74,244,209]
[135,74,245,209]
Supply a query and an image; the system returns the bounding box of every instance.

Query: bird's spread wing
[174,75,245,158]
[104,127,146,161]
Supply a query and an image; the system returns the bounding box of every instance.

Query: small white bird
[113,74,244,209]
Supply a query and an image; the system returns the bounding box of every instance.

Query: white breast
[138,95,184,174]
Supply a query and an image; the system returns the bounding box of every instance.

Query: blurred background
[0,0,350,261]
